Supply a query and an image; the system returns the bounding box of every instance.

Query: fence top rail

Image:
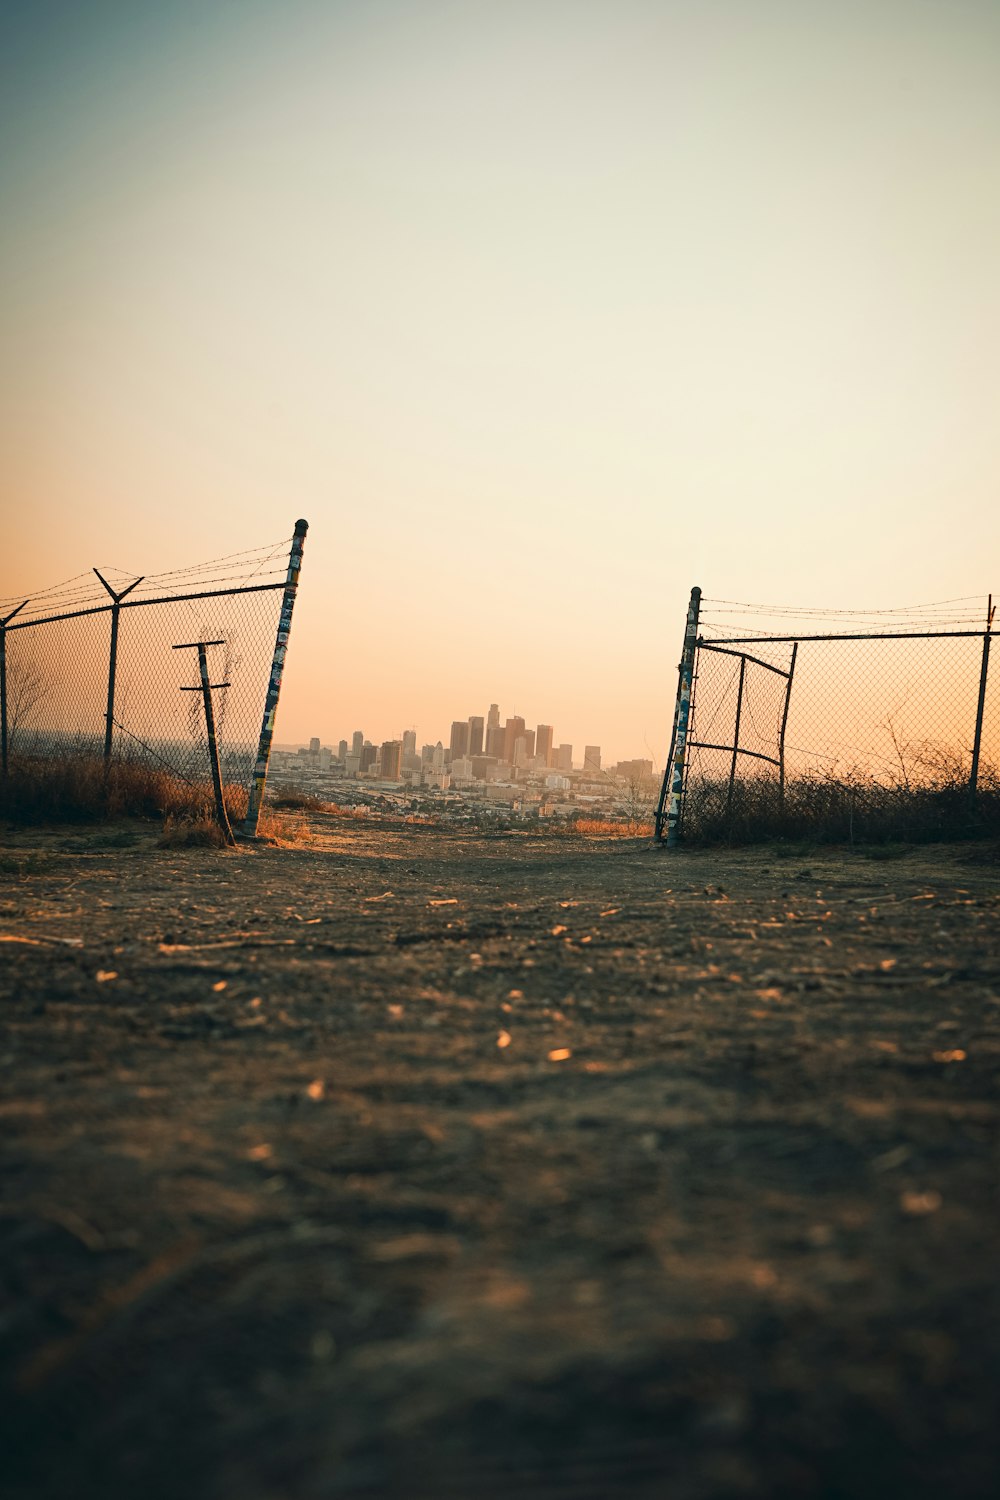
[700,628,990,646]
[687,740,782,767]
[698,643,792,677]
[4,579,286,633]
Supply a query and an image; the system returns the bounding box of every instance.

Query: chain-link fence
[0,533,302,819]
[655,592,997,844]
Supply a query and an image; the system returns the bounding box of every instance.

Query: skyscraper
[583,745,602,774]
[450,720,470,759]
[557,743,573,771]
[467,716,484,756]
[380,741,403,780]
[536,724,554,766]
[352,730,364,758]
[402,729,416,757]
[503,716,525,762]
[337,739,348,761]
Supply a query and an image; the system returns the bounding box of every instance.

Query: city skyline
[280,698,627,777]
[277,702,659,774]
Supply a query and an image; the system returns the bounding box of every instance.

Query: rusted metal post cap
[294,519,309,536]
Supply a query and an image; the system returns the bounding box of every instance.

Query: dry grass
[682,764,1000,847]
[0,755,248,832]
[0,756,325,850]
[568,817,655,838]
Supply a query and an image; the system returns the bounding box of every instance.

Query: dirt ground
[1,816,998,1499]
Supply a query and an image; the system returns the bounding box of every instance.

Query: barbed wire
[2,537,292,623]
[699,592,992,639]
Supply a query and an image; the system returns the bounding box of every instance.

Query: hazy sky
[2,0,998,761]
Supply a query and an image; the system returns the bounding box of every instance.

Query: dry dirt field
[1,816,999,1499]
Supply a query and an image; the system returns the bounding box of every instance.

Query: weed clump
[270,791,328,812]
[157,813,229,849]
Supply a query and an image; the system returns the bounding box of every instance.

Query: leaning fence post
[240,519,308,839]
[175,639,236,847]
[778,641,799,805]
[94,570,143,763]
[969,593,994,803]
[654,586,701,847]
[1,601,29,776]
[726,654,747,826]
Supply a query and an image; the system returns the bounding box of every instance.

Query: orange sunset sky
[2,0,998,762]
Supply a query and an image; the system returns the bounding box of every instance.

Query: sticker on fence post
[653,585,701,847]
[240,519,309,839]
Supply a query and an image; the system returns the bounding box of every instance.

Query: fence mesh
[1,536,294,800]
[669,594,997,843]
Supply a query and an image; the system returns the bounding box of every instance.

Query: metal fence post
[1,601,28,776]
[969,594,994,803]
[654,585,701,847]
[175,639,236,846]
[778,641,799,805]
[726,653,747,825]
[240,519,308,839]
[94,570,143,763]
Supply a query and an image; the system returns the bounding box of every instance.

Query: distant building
[451,756,473,782]
[337,739,348,762]
[470,755,496,780]
[536,724,554,766]
[616,758,654,784]
[352,730,364,758]
[450,720,470,759]
[583,745,601,774]
[503,716,525,762]
[545,773,571,791]
[402,729,416,757]
[380,741,403,780]
[467,716,484,757]
[556,743,573,771]
[487,703,500,739]
[309,737,320,755]
[359,743,377,773]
